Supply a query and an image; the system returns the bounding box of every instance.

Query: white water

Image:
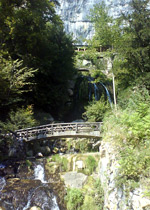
[51,196,60,210]
[34,164,60,210]
[0,177,6,191]
[34,164,47,183]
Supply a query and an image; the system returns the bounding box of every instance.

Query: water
[0,177,6,191]
[0,161,60,210]
[93,83,99,101]
[100,82,112,107]
[34,164,47,183]
[51,196,60,210]
[34,164,60,210]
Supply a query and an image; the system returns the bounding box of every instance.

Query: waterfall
[93,83,99,101]
[88,77,99,101]
[34,164,60,210]
[51,196,60,210]
[34,164,46,183]
[100,82,112,107]
[0,177,6,191]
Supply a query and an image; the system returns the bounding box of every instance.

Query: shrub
[85,155,97,175]
[0,105,37,132]
[102,87,150,187]
[51,154,68,172]
[65,188,84,210]
[83,95,111,122]
[82,177,104,210]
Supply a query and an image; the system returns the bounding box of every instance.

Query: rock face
[56,0,130,44]
[99,141,150,210]
[62,171,87,189]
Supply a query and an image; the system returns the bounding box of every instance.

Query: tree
[119,0,150,76]
[0,0,75,118]
[87,2,121,107]
[89,2,121,49]
[0,53,37,118]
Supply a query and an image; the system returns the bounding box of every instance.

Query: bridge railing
[15,122,102,141]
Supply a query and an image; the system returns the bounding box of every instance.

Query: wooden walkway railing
[15,122,102,141]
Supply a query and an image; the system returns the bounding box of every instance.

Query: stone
[40,146,51,156]
[99,141,150,210]
[36,152,43,158]
[62,171,87,188]
[76,160,85,170]
[0,179,54,209]
[68,88,74,96]
[30,206,41,210]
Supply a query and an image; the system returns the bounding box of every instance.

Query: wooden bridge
[15,122,102,141]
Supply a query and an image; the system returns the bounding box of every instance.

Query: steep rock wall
[56,0,130,44]
[99,141,150,210]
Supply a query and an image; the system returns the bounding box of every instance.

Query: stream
[0,160,60,210]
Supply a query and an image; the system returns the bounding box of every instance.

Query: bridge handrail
[15,122,103,133]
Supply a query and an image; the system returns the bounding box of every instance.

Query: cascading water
[0,161,60,210]
[34,163,60,210]
[93,83,99,101]
[0,177,6,191]
[87,77,112,104]
[34,164,47,183]
[100,82,112,107]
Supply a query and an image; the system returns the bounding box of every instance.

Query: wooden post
[26,131,28,140]
[76,123,78,133]
[51,124,53,135]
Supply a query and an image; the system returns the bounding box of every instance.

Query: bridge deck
[15,122,102,141]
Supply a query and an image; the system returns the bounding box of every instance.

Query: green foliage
[121,0,150,74]
[65,188,84,210]
[0,105,37,132]
[0,56,37,109]
[0,0,75,119]
[65,177,104,210]
[83,96,111,122]
[103,87,150,186]
[85,155,97,175]
[51,154,68,172]
[66,138,98,153]
[26,159,32,169]
[82,178,104,210]
[89,2,121,48]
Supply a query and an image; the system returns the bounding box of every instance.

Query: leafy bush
[0,105,37,132]
[82,177,104,210]
[51,154,68,172]
[85,155,97,175]
[103,86,150,186]
[65,188,84,210]
[83,95,111,122]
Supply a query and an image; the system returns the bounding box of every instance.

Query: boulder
[62,171,87,189]
[41,146,51,156]
[30,206,41,210]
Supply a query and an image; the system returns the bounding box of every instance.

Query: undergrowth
[102,87,150,190]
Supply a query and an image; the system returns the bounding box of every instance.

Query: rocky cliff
[99,141,150,210]
[56,0,130,44]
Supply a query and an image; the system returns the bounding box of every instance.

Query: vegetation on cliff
[83,0,150,192]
